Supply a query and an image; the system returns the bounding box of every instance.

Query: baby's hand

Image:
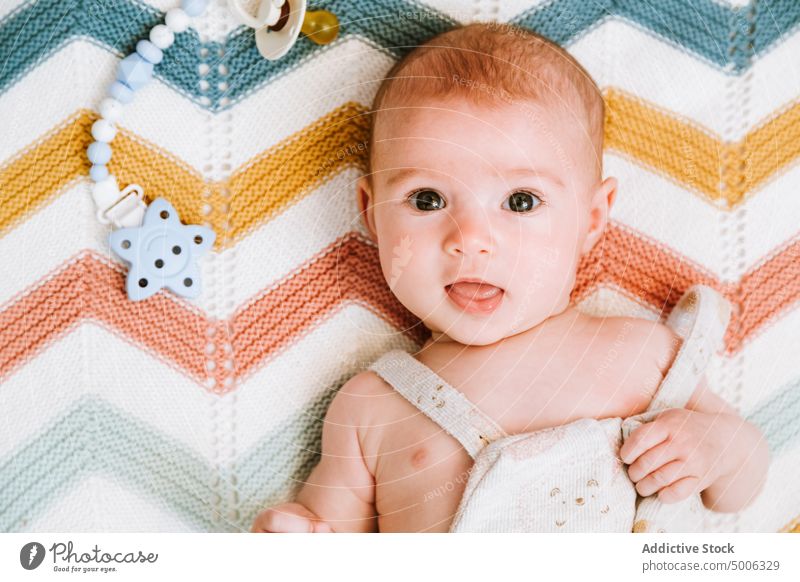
[620,408,743,503]
[251,502,333,533]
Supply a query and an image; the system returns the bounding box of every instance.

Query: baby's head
[357,23,617,347]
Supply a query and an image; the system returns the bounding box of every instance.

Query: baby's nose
[444,214,494,256]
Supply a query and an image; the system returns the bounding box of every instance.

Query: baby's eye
[503,190,543,213]
[408,189,446,212]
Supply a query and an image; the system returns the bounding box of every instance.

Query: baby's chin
[423,317,513,347]
[398,292,517,346]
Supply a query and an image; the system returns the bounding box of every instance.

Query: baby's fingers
[657,475,701,503]
[620,420,670,465]
[252,508,312,532]
[634,459,689,497]
[252,504,327,533]
[627,440,678,483]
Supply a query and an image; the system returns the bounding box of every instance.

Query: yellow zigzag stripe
[3,93,799,244]
[0,114,90,236]
[605,88,800,206]
[0,104,371,250]
[225,104,370,245]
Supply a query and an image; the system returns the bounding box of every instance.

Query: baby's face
[358,97,616,346]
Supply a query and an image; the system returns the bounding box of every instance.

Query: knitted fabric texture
[0,0,798,532]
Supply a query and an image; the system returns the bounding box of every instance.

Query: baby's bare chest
[369,328,664,532]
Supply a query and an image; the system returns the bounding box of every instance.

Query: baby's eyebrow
[384,167,564,189]
[384,168,423,188]
[506,167,565,189]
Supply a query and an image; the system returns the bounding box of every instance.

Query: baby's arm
[251,374,378,532]
[621,323,770,513]
[684,375,770,513]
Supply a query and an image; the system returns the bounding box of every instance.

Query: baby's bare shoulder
[590,314,680,367]
[339,369,393,396]
[618,316,681,374]
[585,315,682,412]
[330,368,405,424]
[331,367,421,471]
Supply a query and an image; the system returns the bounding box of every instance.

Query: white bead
[91,119,117,142]
[149,24,175,50]
[165,8,190,33]
[99,98,124,123]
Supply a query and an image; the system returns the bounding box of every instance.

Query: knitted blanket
[0,0,798,533]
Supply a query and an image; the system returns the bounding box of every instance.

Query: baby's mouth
[446,281,503,299]
[444,280,505,314]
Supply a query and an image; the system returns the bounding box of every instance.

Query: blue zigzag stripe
[0,0,798,109]
[0,374,797,532]
[746,375,800,456]
[0,389,335,532]
[0,0,457,108]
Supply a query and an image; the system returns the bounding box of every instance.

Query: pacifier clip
[88,0,338,301]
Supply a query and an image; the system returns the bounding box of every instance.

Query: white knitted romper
[367,284,732,532]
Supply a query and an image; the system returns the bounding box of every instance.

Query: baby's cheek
[375,236,436,316]
[378,234,421,283]
[506,247,578,321]
[514,242,570,283]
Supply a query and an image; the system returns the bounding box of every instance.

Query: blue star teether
[108,198,215,301]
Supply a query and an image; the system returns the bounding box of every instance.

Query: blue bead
[90,165,109,182]
[136,40,163,65]
[181,0,208,18]
[88,142,112,165]
[117,53,153,91]
[109,81,135,104]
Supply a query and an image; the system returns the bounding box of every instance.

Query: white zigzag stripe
[607,153,800,282]
[0,37,393,174]
[4,26,800,175]
[0,169,363,316]
[570,18,800,142]
[25,474,196,533]
[2,164,796,334]
[0,302,409,461]
[234,304,416,453]
[605,153,726,280]
[740,449,800,532]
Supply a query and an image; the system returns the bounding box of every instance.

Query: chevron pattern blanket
[0,0,798,532]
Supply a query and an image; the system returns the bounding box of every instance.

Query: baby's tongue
[448,282,502,299]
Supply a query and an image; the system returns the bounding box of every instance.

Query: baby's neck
[420,304,585,353]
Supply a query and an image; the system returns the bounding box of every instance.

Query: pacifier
[227,0,339,60]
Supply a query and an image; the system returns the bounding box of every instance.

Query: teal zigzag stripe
[0,373,797,532]
[746,375,800,456]
[0,387,337,532]
[1,0,798,109]
[0,393,216,531]
[0,0,457,109]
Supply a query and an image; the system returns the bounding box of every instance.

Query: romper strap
[367,349,508,459]
[644,284,732,412]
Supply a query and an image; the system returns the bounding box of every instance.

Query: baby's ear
[356,176,378,243]
[580,176,618,255]
[604,176,618,210]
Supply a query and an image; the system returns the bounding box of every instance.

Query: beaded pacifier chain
[88,0,338,301]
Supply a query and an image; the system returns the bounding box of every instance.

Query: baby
[252,23,769,532]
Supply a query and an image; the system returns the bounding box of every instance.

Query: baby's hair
[366,22,604,185]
